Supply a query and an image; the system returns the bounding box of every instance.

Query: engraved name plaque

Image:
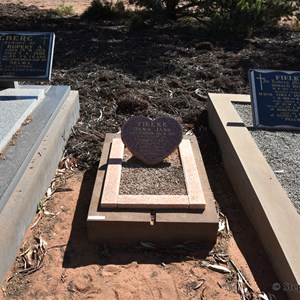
[249,69,300,130]
[0,31,55,81]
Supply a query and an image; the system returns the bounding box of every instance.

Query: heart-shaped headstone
[121,116,183,166]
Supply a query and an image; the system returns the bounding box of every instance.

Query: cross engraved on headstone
[256,74,267,91]
[42,35,48,45]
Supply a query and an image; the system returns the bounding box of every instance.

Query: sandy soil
[0,0,92,14]
[0,0,296,299]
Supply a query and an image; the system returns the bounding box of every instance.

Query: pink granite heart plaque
[121,116,183,166]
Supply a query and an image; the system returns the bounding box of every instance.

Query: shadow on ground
[63,165,214,268]
[197,128,286,298]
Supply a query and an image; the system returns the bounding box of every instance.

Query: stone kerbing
[87,134,218,245]
[100,137,206,209]
[207,93,300,300]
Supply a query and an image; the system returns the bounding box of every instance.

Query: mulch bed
[1,3,299,172]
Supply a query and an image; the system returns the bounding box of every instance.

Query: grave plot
[235,102,300,214]
[0,31,79,287]
[87,117,219,245]
[207,93,300,300]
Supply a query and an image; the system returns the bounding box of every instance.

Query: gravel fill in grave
[119,148,187,195]
[235,103,300,214]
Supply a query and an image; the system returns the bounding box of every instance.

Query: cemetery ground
[1,1,299,299]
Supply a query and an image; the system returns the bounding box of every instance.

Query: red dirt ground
[1,170,286,300]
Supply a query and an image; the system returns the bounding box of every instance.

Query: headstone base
[87,134,218,245]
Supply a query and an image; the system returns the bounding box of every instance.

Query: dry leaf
[140,242,156,249]
[185,129,194,135]
[213,253,229,264]
[268,293,277,300]
[218,220,226,232]
[207,264,231,274]
[46,187,52,197]
[38,236,48,251]
[230,259,253,292]
[200,261,231,274]
[219,212,230,233]
[24,249,35,267]
[193,279,205,290]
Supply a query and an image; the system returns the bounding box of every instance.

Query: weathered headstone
[249,69,300,129]
[0,31,55,83]
[121,116,183,166]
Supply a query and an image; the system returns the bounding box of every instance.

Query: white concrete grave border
[0,86,79,287]
[207,93,300,300]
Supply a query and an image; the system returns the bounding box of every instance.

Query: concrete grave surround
[87,134,218,245]
[207,93,300,300]
[0,85,79,287]
[121,116,183,166]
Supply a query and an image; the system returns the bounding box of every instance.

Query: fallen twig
[229,258,253,292]
[47,244,67,250]
[237,273,246,300]
[19,236,47,275]
[30,211,43,229]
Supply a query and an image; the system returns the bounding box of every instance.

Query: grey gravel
[234,103,300,214]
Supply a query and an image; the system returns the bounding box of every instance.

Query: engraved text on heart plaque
[121,116,183,166]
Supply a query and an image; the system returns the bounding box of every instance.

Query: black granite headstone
[0,32,55,81]
[249,69,300,130]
